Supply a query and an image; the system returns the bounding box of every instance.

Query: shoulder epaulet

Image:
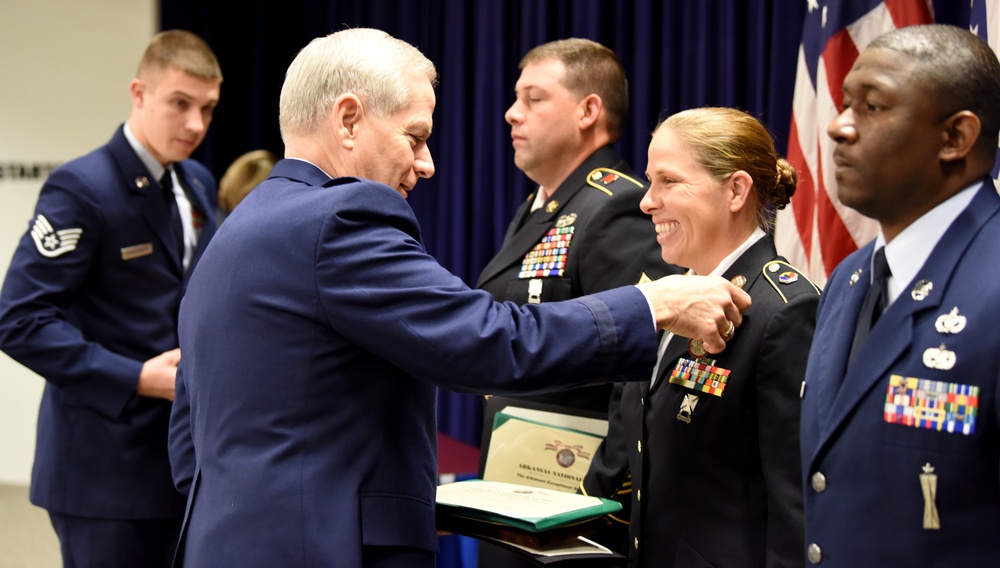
[585,167,644,197]
[761,260,821,303]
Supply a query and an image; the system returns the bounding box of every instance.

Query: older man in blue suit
[800,24,1000,567]
[0,31,221,567]
[168,28,750,568]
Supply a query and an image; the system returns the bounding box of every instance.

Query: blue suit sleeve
[313,186,659,393]
[169,365,195,495]
[0,168,143,419]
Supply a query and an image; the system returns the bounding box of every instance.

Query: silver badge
[922,344,956,371]
[676,393,699,423]
[934,307,967,335]
[527,278,543,304]
[912,279,934,301]
[849,269,861,287]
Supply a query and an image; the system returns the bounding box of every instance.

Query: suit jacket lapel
[818,181,1000,446]
[109,128,184,274]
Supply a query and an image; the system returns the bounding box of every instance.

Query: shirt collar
[878,180,981,305]
[704,228,766,277]
[123,122,169,182]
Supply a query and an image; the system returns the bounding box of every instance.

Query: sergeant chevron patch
[30,214,82,258]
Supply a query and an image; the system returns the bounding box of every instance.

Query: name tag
[121,243,154,261]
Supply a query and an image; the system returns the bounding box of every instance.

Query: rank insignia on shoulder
[30,214,82,258]
[592,170,619,185]
[585,167,644,196]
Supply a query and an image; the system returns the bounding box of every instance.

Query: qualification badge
[676,393,699,424]
[935,307,967,334]
[922,344,956,371]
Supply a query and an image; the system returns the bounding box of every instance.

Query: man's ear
[129,78,146,108]
[577,94,603,130]
[728,170,753,213]
[333,93,364,150]
[939,110,981,163]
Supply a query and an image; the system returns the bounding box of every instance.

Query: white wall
[0,0,156,485]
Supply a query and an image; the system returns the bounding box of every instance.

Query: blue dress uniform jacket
[800,181,1000,567]
[477,145,678,413]
[167,159,660,567]
[0,125,217,519]
[585,238,818,568]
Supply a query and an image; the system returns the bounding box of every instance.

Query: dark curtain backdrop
[162,0,969,447]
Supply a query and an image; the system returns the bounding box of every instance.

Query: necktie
[160,168,185,260]
[847,247,891,368]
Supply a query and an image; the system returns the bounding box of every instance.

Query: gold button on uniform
[808,543,822,564]
[636,489,641,502]
[811,472,827,492]
[634,537,639,550]
[637,440,642,453]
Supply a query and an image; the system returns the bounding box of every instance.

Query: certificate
[436,479,620,532]
[482,410,605,493]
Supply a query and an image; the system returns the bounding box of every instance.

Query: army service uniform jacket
[800,180,1000,567]
[585,237,818,568]
[476,145,677,412]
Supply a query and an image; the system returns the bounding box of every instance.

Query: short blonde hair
[218,150,278,212]
[137,29,223,83]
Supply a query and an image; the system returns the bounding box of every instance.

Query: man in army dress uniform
[476,38,677,564]
[477,38,678,412]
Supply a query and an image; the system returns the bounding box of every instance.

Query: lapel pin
[135,176,150,189]
[730,274,747,288]
[545,200,559,213]
[849,269,861,287]
[912,279,934,301]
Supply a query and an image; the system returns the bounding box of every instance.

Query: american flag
[773,0,933,287]
[970,0,1000,184]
